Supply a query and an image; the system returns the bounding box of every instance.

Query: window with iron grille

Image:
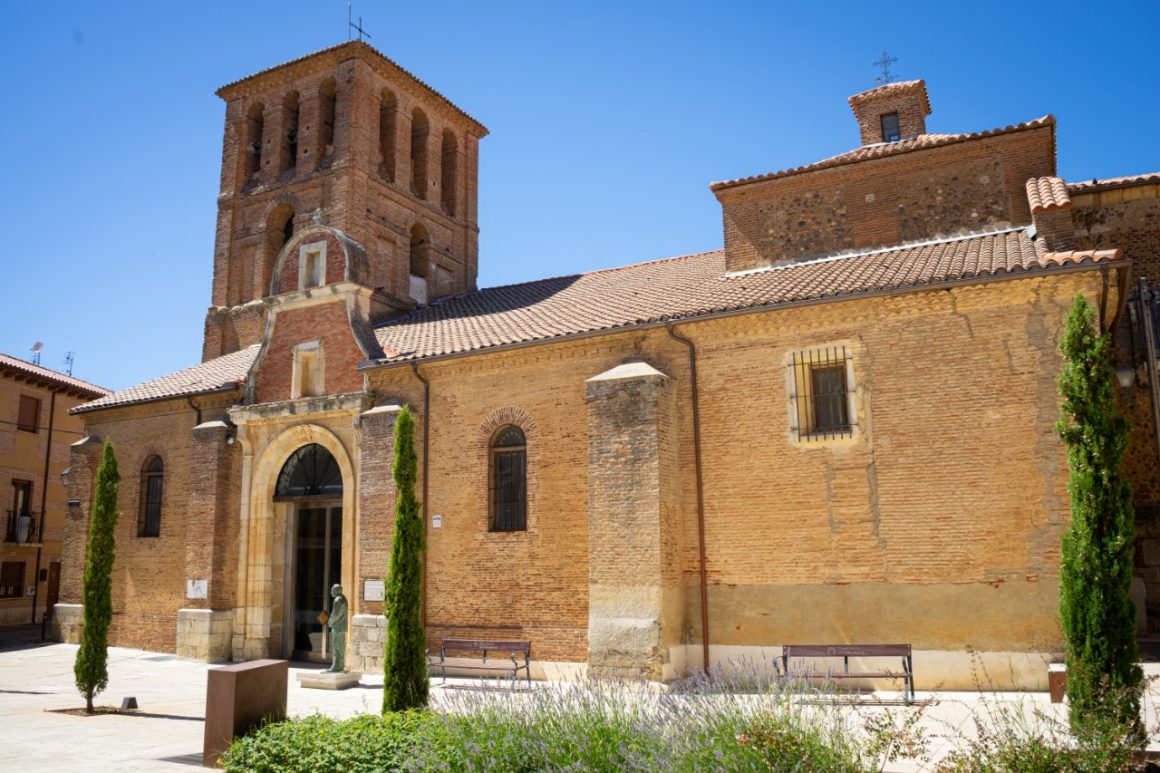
[17,395,40,432]
[489,425,527,532]
[0,561,25,598]
[787,347,855,441]
[138,456,163,538]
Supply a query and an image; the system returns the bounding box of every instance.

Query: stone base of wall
[54,603,83,643]
[177,608,233,662]
[348,614,385,673]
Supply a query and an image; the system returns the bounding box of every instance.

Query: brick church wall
[62,394,243,653]
[364,270,1102,677]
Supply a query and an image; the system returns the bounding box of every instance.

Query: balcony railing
[4,510,37,545]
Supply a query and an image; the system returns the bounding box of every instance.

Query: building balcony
[4,510,38,545]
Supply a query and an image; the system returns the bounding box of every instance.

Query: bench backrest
[783,644,910,658]
[440,638,531,654]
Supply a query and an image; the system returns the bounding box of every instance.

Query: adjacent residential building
[0,355,107,626]
[58,41,1160,688]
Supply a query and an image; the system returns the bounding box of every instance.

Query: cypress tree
[74,441,120,714]
[1056,295,1142,733]
[383,406,428,712]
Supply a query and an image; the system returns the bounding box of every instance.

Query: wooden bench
[427,638,532,683]
[780,644,914,704]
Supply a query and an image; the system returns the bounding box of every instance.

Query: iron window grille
[788,347,854,441]
[138,456,164,537]
[489,425,527,532]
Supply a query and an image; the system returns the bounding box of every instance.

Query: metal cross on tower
[873,51,898,85]
[348,1,372,42]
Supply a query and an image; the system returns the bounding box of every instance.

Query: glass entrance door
[291,505,342,662]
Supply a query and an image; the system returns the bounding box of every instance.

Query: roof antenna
[348,1,372,42]
[30,341,43,366]
[64,351,75,376]
[872,51,898,85]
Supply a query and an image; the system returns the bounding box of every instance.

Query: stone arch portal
[235,423,357,661]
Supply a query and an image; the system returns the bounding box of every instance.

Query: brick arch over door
[477,407,540,533]
[234,422,358,660]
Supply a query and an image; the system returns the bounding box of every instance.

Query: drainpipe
[410,362,430,629]
[665,323,710,673]
[30,390,58,625]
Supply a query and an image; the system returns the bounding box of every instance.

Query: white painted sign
[186,579,208,599]
[364,579,385,602]
[432,514,443,529]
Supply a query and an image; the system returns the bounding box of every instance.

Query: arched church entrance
[275,443,343,662]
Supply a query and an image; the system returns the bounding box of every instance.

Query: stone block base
[297,670,362,690]
[348,613,385,673]
[53,603,83,643]
[204,659,287,767]
[177,608,233,662]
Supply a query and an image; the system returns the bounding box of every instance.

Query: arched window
[139,456,163,537]
[281,91,300,174]
[440,129,457,215]
[409,224,430,305]
[409,223,429,279]
[379,89,397,182]
[489,425,526,532]
[275,444,342,501]
[318,79,337,157]
[243,101,265,184]
[263,205,295,297]
[410,108,429,199]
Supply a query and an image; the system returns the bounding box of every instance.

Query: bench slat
[791,671,909,680]
[783,644,910,658]
[439,638,531,653]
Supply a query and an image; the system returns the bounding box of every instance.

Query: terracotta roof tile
[0,354,109,397]
[370,227,1123,366]
[1026,176,1072,213]
[847,79,932,114]
[73,345,258,414]
[710,116,1054,192]
[1067,171,1160,194]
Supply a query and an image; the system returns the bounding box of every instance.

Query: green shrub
[384,405,428,713]
[74,441,120,714]
[221,712,428,773]
[1055,294,1143,735]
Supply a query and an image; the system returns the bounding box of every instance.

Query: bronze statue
[325,583,348,673]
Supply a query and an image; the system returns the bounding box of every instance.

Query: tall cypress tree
[383,406,428,712]
[1056,295,1142,733]
[74,441,120,714]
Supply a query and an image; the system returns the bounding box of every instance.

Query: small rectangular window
[293,342,324,399]
[881,112,901,142]
[17,395,40,432]
[0,562,25,598]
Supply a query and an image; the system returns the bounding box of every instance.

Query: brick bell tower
[202,41,488,360]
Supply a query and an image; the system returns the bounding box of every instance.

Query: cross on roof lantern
[872,51,898,85]
[347,1,372,42]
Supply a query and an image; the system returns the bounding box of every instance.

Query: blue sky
[2,1,1157,391]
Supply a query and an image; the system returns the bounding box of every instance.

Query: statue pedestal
[297,670,362,690]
